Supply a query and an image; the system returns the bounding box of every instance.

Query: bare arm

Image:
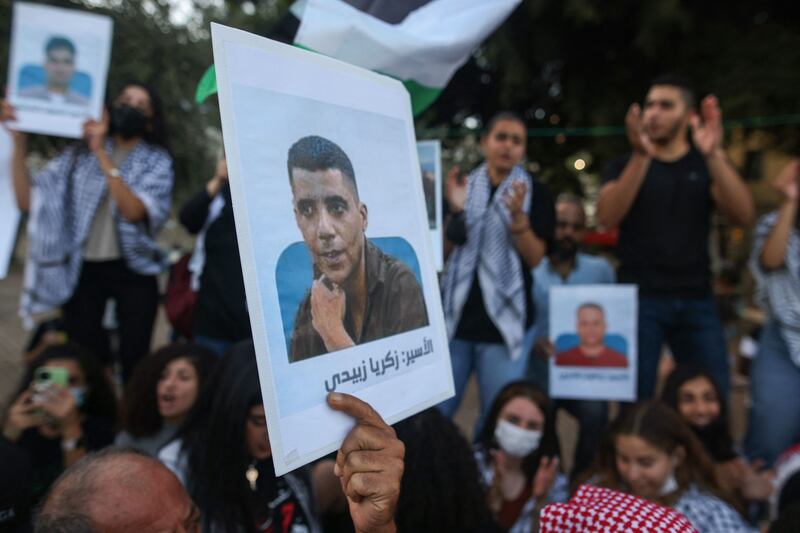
[760,160,799,269]
[1,100,31,212]
[596,103,654,229]
[692,95,754,226]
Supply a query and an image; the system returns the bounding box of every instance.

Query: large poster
[0,129,20,279]
[6,2,113,138]
[212,23,454,475]
[416,140,443,271]
[549,285,638,401]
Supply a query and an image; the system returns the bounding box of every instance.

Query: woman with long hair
[1,343,117,504]
[2,81,173,382]
[584,402,755,532]
[158,340,321,532]
[475,380,564,532]
[115,342,217,456]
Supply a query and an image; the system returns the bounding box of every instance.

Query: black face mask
[110,105,149,140]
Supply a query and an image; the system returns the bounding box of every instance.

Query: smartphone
[32,366,70,402]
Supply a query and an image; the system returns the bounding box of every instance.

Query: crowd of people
[1,70,799,533]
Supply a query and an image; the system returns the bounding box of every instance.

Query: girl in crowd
[2,81,173,382]
[748,159,800,465]
[159,340,322,532]
[474,381,565,532]
[115,342,217,456]
[1,343,117,504]
[585,401,755,533]
[439,112,555,425]
[662,364,773,503]
[393,408,498,533]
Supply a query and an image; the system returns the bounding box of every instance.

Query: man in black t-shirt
[597,75,754,399]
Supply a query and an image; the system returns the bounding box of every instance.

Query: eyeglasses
[556,221,583,231]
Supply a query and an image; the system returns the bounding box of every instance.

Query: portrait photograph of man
[18,36,90,106]
[555,302,628,368]
[285,135,429,363]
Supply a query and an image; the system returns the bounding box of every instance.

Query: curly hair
[120,342,217,438]
[393,408,496,533]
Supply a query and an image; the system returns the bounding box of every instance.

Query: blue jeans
[438,338,528,433]
[745,321,800,466]
[638,296,729,399]
[194,335,235,358]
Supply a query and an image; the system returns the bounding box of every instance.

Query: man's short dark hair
[45,36,76,57]
[556,193,586,226]
[287,135,358,197]
[648,74,696,110]
[578,302,605,316]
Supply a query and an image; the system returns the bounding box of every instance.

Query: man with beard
[287,135,429,362]
[528,194,615,477]
[597,75,754,400]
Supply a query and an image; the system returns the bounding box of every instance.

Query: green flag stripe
[195,65,217,104]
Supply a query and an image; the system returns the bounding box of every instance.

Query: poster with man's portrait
[6,3,113,138]
[0,129,20,279]
[549,285,637,401]
[416,140,443,271]
[212,23,454,475]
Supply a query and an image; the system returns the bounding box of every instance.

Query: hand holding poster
[211,23,454,475]
[6,3,113,138]
[549,285,638,401]
[416,140,443,271]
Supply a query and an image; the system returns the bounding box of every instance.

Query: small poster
[0,129,20,279]
[416,140,443,271]
[549,285,637,401]
[6,2,113,138]
[212,23,454,475]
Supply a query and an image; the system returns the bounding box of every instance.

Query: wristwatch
[107,167,122,179]
[61,434,86,452]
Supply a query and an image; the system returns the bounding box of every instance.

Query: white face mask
[69,386,87,408]
[494,419,542,458]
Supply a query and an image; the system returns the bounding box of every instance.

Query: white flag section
[293,0,521,90]
[6,2,113,139]
[549,285,638,401]
[212,23,454,475]
[0,129,21,279]
[416,140,443,271]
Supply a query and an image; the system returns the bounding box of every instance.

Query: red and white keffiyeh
[540,484,699,533]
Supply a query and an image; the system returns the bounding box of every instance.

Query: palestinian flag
[196,0,521,115]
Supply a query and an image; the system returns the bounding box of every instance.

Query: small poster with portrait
[416,140,443,271]
[212,23,454,475]
[0,128,20,279]
[6,2,113,138]
[549,285,638,401]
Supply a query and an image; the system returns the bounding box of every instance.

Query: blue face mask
[69,387,87,408]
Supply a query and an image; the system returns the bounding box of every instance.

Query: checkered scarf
[441,163,532,360]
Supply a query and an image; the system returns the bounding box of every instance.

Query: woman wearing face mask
[662,365,773,503]
[159,340,322,533]
[584,402,755,533]
[475,381,565,532]
[748,159,800,466]
[1,343,117,505]
[115,343,217,456]
[1,82,173,382]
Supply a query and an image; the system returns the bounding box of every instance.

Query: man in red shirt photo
[555,303,628,368]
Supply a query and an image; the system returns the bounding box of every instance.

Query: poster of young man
[5,2,113,138]
[0,129,20,279]
[549,285,638,401]
[416,140,443,271]
[212,23,454,475]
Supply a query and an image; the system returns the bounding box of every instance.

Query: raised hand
[532,456,559,499]
[311,275,353,352]
[690,95,724,157]
[445,165,467,213]
[0,99,28,145]
[82,109,110,154]
[1,389,44,442]
[773,159,800,203]
[328,393,404,533]
[504,180,528,217]
[626,103,655,157]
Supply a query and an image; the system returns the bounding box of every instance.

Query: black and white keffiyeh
[750,210,800,366]
[441,163,532,360]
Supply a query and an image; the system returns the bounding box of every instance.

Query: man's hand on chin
[311,275,355,352]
